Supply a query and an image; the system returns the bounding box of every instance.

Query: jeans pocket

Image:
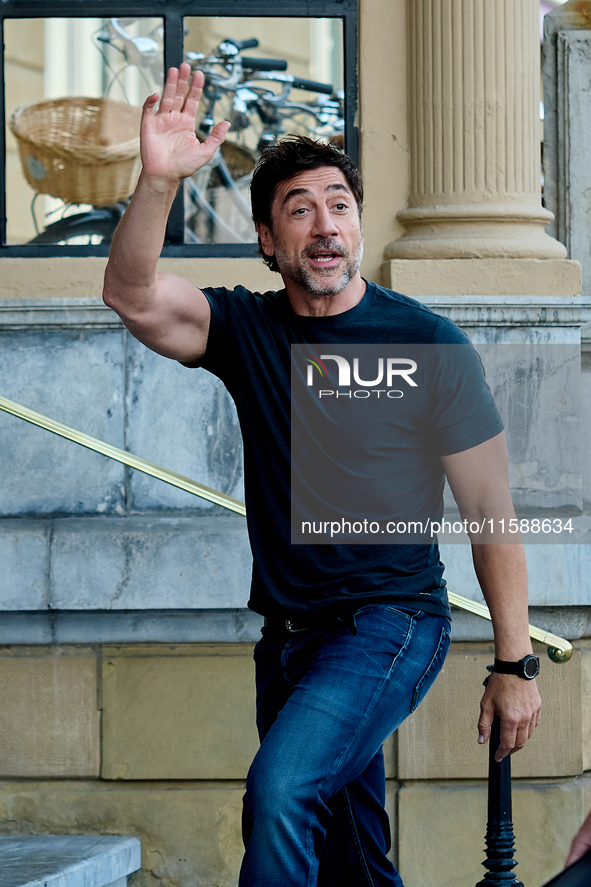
[410,624,451,713]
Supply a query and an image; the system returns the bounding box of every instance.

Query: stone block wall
[0,642,587,887]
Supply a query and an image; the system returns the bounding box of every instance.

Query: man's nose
[313,205,339,237]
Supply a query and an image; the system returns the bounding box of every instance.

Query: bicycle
[13,18,344,246]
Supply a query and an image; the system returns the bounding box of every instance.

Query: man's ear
[256,221,274,257]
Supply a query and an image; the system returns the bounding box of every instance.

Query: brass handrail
[0,395,246,516]
[447,591,572,663]
[0,394,573,662]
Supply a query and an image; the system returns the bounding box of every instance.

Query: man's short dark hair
[250,135,364,273]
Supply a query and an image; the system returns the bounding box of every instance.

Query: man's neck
[285,274,367,317]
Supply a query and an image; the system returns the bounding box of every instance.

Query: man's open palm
[140,62,231,183]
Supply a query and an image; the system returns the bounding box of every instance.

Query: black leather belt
[264,616,313,634]
[263,606,358,636]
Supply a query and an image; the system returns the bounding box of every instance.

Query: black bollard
[476,713,523,887]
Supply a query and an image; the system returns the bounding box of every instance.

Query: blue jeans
[239,604,451,887]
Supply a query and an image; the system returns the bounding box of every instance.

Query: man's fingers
[159,65,204,121]
[140,93,161,142]
[528,711,539,740]
[172,62,192,113]
[478,727,490,745]
[204,120,232,148]
[142,92,160,116]
[182,70,205,121]
[159,66,180,112]
[496,708,535,761]
[478,695,494,746]
[495,708,540,760]
[495,740,519,762]
[509,722,531,758]
[188,121,232,170]
[507,714,537,752]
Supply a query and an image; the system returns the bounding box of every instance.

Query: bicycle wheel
[28,206,124,245]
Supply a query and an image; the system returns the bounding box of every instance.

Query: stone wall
[0,641,588,887]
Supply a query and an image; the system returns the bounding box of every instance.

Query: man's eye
[334,203,348,211]
[293,207,308,215]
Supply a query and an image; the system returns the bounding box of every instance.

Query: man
[103,63,541,887]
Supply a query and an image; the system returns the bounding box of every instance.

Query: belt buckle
[285,619,308,634]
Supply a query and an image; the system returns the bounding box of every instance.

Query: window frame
[0,0,358,257]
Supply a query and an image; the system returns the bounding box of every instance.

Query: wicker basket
[9,96,142,206]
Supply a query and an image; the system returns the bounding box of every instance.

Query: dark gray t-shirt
[186,281,503,619]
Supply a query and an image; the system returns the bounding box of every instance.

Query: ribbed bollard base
[476,876,524,886]
[476,832,524,887]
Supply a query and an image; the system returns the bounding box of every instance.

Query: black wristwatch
[492,654,540,680]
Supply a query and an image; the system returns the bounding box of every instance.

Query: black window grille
[0,0,358,257]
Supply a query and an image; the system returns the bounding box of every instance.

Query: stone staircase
[0,836,141,887]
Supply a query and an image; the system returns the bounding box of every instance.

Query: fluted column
[386,0,565,260]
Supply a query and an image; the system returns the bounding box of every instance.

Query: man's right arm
[102,63,230,364]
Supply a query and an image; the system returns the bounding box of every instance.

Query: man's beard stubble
[272,235,364,297]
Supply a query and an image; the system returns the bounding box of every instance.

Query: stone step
[0,836,141,887]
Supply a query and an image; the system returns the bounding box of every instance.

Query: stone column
[383,0,580,296]
[543,1,591,296]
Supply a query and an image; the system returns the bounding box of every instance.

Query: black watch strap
[493,654,540,680]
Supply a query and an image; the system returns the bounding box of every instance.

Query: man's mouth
[305,242,347,268]
[311,253,339,263]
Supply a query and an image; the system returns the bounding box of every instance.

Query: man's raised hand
[140,62,231,186]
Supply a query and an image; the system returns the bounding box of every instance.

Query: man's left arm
[441,430,542,763]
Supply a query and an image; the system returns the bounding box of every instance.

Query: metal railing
[0,393,573,663]
[447,591,572,662]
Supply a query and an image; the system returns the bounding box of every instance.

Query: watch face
[523,655,540,678]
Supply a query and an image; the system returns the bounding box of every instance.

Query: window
[1,0,357,257]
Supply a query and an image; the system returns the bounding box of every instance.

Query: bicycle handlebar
[291,76,334,95]
[226,37,259,51]
[242,57,288,72]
